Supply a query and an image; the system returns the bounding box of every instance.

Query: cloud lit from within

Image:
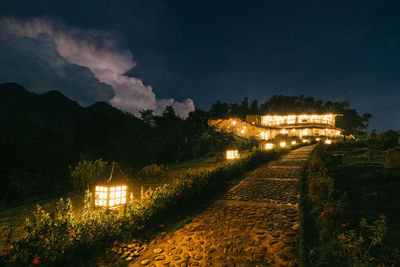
[0,17,195,117]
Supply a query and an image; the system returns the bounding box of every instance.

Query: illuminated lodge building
[209,114,343,140]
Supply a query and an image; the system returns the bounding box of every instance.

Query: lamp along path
[125,146,315,267]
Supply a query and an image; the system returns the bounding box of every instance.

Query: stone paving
[122,146,314,267]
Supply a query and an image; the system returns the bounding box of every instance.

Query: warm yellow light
[265,143,274,150]
[226,150,239,160]
[232,120,236,125]
[280,141,286,148]
[240,129,245,134]
[291,141,296,145]
[315,138,320,141]
[95,184,127,208]
[302,139,308,143]
[325,139,332,144]
[261,114,337,126]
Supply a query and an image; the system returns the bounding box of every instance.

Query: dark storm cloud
[0,17,195,117]
[0,33,115,105]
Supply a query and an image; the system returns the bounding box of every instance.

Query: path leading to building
[128,146,315,267]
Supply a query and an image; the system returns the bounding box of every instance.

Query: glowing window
[226,150,239,160]
[265,143,274,150]
[95,185,128,208]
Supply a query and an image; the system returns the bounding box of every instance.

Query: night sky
[0,1,399,131]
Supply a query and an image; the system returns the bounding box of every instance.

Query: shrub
[69,159,108,192]
[301,145,399,266]
[1,150,281,265]
[336,215,387,266]
[380,130,400,149]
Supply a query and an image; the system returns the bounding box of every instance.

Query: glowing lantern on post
[325,139,332,145]
[226,150,239,160]
[95,162,128,208]
[291,141,297,145]
[265,143,274,150]
[280,141,286,148]
[302,139,308,143]
[315,137,321,141]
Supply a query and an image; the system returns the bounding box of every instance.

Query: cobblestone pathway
[126,146,314,267]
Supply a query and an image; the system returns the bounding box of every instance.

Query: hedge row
[1,149,282,266]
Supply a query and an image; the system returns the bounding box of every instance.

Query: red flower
[37,206,42,211]
[33,256,41,264]
[69,230,75,235]
[88,233,94,239]
[175,193,179,196]
[113,241,118,248]
[39,235,44,239]
[341,223,347,228]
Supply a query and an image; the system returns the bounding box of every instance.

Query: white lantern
[265,143,274,150]
[94,162,128,208]
[226,150,239,160]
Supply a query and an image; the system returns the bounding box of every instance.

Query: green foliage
[1,191,121,266]
[365,130,386,161]
[235,135,261,151]
[380,130,400,149]
[0,83,372,206]
[300,145,399,266]
[336,216,387,266]
[1,150,280,265]
[70,159,108,192]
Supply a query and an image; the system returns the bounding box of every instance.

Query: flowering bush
[1,192,122,266]
[302,145,398,266]
[1,150,280,266]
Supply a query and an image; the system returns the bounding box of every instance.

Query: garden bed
[1,149,284,266]
[300,143,400,266]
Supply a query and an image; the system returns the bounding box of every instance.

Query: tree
[380,130,400,149]
[209,100,229,118]
[70,159,108,192]
[365,130,385,161]
[336,109,371,140]
[140,109,155,127]
[239,97,249,118]
[249,100,259,114]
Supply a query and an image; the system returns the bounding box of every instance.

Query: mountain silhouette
[0,82,121,130]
